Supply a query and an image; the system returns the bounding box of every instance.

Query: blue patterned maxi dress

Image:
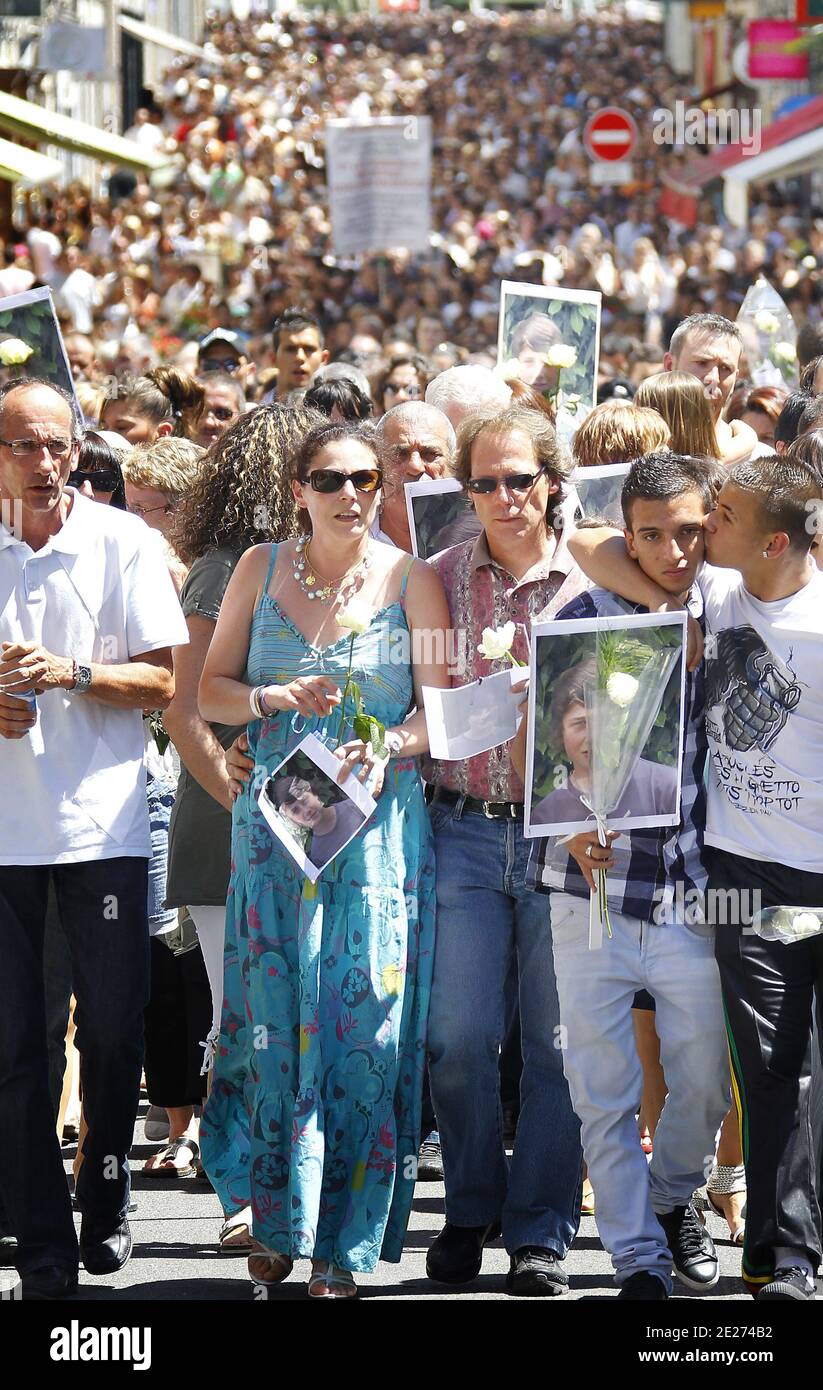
[200,545,436,1271]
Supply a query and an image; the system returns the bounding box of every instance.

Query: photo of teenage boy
[514,453,730,1300]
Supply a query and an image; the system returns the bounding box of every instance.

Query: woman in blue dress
[199,421,451,1298]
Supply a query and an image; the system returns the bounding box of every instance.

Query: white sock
[773,1247,815,1279]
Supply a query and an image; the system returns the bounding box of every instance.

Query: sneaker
[416,1137,444,1183]
[657,1202,718,1290]
[506,1246,569,1297]
[758,1266,816,1301]
[617,1271,669,1300]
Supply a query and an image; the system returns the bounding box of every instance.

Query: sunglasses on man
[199,358,242,375]
[307,468,382,495]
[466,467,547,495]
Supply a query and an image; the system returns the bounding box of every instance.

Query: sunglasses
[200,358,241,374]
[307,468,382,494]
[466,467,547,495]
[74,470,121,491]
[206,405,237,421]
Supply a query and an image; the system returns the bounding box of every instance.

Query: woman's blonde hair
[635,371,719,459]
[123,438,205,498]
[572,401,671,468]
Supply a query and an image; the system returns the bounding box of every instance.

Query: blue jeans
[427,804,583,1255]
[0,858,149,1275]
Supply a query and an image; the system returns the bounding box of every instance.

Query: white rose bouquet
[581,627,682,947]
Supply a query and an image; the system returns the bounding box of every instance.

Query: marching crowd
[1,5,823,1307]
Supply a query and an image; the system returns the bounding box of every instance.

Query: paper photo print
[256,732,377,883]
[524,612,687,839]
[571,462,631,528]
[0,287,75,403]
[405,476,481,560]
[497,281,601,423]
[423,667,524,762]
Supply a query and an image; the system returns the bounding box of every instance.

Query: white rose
[773,341,797,364]
[754,310,780,335]
[792,912,822,935]
[606,672,639,707]
[477,621,517,660]
[545,344,578,370]
[338,600,371,635]
[0,337,33,366]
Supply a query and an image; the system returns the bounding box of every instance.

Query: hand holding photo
[257,732,377,883]
[524,613,688,945]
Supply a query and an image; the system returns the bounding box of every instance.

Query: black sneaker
[416,1138,444,1182]
[758,1267,816,1301]
[506,1246,569,1297]
[617,1271,669,1300]
[426,1220,501,1284]
[657,1202,718,1290]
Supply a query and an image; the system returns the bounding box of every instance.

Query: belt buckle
[481,800,499,819]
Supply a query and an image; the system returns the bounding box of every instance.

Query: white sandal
[308,1260,358,1299]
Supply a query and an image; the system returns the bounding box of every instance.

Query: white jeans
[549,891,730,1291]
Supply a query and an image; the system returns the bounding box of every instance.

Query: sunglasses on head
[466,467,547,495]
[307,468,382,494]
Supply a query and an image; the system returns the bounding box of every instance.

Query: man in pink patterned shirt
[425,404,590,1297]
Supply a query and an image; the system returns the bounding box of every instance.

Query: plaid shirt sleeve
[526,592,708,925]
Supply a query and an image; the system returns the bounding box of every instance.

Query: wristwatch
[72,661,92,694]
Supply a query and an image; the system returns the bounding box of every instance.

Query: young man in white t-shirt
[0,379,188,1299]
[700,457,823,1302]
[568,455,823,1302]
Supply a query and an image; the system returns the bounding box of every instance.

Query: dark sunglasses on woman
[73,470,122,491]
[308,468,382,494]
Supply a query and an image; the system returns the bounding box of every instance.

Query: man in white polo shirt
[0,378,188,1300]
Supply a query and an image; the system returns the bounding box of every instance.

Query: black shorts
[632,989,656,1011]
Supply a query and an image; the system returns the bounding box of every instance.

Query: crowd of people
[1,4,823,1307]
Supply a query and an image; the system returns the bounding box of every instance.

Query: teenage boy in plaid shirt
[515,454,730,1300]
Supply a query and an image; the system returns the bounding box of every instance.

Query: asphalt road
[44,1101,749,1303]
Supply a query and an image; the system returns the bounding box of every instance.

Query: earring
[762,550,769,559]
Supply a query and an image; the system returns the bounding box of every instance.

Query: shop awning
[672,93,823,225]
[0,91,170,171]
[118,14,225,66]
[0,138,63,186]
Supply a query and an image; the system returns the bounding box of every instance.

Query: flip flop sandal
[144,1136,200,1180]
[218,1207,255,1254]
[248,1250,293,1289]
[307,1262,359,1299]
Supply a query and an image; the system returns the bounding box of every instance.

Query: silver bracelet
[249,685,263,719]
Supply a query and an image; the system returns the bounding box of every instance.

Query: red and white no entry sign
[583,107,638,163]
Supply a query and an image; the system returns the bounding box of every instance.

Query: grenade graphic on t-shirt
[704,625,802,754]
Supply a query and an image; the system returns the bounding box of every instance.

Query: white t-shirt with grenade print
[700,563,823,872]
